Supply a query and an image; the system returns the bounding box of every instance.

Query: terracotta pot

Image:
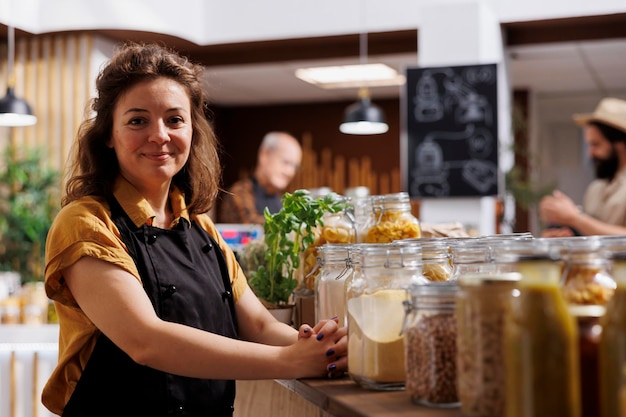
[268,305,295,325]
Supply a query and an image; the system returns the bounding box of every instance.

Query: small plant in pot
[244,189,348,315]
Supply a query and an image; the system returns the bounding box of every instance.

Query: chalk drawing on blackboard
[467,127,493,158]
[413,67,494,126]
[406,63,498,197]
[462,159,498,193]
[413,69,453,122]
[410,124,496,197]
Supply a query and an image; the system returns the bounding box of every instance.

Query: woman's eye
[169,116,184,124]
[129,118,145,126]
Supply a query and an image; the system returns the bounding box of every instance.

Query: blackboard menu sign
[405,63,498,198]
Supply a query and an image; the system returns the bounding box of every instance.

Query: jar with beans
[362,192,421,243]
[403,281,459,407]
[455,272,520,417]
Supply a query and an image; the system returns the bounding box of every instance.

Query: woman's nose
[149,120,170,143]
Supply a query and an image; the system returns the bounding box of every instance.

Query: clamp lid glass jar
[299,195,356,294]
[316,243,354,326]
[403,281,460,408]
[363,192,421,243]
[456,272,520,417]
[560,236,615,306]
[346,242,425,390]
[499,239,581,417]
[395,238,453,282]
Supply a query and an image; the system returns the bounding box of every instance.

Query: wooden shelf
[235,377,462,417]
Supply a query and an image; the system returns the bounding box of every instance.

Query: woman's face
[109,77,192,191]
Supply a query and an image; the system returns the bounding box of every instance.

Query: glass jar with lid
[298,195,356,294]
[346,242,426,390]
[498,239,581,417]
[403,281,459,407]
[455,272,520,417]
[560,236,615,306]
[449,239,496,280]
[569,304,605,417]
[363,192,421,243]
[395,238,453,282]
[316,243,354,326]
[599,241,626,417]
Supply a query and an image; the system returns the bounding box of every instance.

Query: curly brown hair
[63,42,220,215]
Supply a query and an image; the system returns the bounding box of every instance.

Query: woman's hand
[295,318,348,378]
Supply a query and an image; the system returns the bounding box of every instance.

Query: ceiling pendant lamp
[339,30,388,135]
[340,87,389,135]
[0,25,36,127]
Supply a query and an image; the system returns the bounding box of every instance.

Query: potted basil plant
[243,189,347,321]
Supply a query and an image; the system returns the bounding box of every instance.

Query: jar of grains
[346,242,426,390]
[316,243,355,326]
[363,192,421,243]
[403,281,459,407]
[455,272,520,417]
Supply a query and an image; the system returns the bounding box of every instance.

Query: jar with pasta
[363,192,420,243]
[298,196,356,294]
[395,238,452,282]
[561,236,615,306]
[346,242,426,390]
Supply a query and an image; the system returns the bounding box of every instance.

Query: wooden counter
[235,377,462,417]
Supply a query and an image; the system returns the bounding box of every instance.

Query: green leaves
[247,189,348,306]
[0,146,59,282]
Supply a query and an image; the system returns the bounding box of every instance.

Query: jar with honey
[500,240,581,417]
[600,245,626,417]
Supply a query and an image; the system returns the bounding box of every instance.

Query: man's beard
[594,148,619,180]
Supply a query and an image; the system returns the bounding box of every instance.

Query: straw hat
[572,97,626,133]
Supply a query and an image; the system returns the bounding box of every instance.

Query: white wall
[1,0,626,46]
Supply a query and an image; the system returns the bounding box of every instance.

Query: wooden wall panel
[0,34,93,188]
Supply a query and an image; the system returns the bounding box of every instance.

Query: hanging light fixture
[339,30,389,135]
[0,25,36,127]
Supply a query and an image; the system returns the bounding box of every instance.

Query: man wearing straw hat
[540,97,626,237]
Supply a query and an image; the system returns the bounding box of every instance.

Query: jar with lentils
[403,281,460,407]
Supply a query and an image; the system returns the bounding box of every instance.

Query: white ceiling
[203,38,626,106]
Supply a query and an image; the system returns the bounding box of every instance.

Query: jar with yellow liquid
[500,240,581,417]
[362,192,421,243]
[600,245,626,417]
[346,242,426,390]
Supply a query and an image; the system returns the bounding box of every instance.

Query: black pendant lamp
[340,87,389,135]
[0,25,36,127]
[339,31,388,135]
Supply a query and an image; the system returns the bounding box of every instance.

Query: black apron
[63,197,239,417]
